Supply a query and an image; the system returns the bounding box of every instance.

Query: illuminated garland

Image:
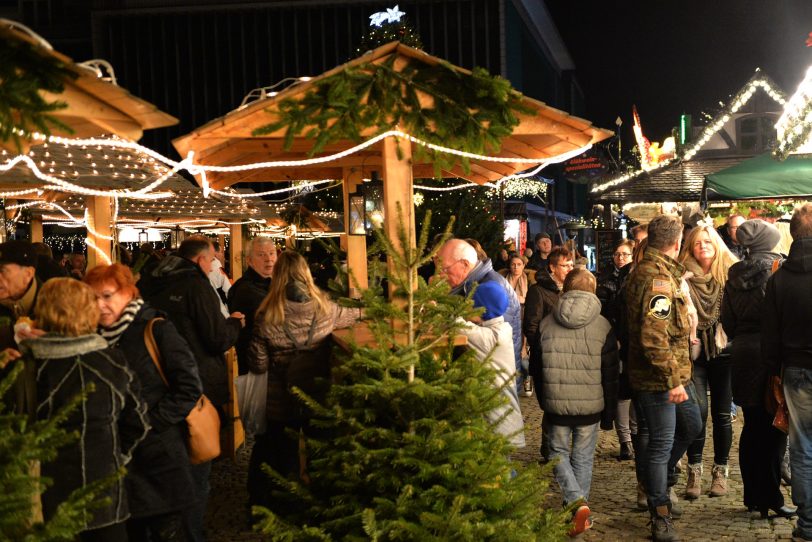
[591,73,787,195]
[776,65,812,159]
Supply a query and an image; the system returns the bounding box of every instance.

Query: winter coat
[527,253,549,273]
[22,334,149,530]
[458,316,525,448]
[228,266,272,374]
[721,252,782,406]
[139,254,241,406]
[597,264,630,326]
[452,259,522,372]
[538,290,618,427]
[114,303,203,518]
[523,270,562,377]
[763,237,812,375]
[248,290,360,424]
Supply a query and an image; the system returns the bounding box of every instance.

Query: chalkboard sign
[595,229,623,274]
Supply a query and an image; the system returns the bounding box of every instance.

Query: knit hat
[472,282,509,321]
[0,240,37,267]
[534,232,551,242]
[736,219,780,253]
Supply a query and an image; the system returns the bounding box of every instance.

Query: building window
[737,115,777,153]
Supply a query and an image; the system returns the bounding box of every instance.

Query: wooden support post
[85,196,112,268]
[342,167,368,298]
[229,223,243,281]
[381,136,415,298]
[30,215,43,243]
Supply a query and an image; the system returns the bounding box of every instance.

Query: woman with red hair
[85,263,203,542]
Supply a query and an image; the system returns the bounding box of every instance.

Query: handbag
[765,372,789,434]
[145,318,221,464]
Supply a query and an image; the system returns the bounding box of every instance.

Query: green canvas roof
[705,152,812,200]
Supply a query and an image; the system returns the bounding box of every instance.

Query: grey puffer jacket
[539,290,618,427]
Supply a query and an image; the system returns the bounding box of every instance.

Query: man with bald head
[436,238,523,389]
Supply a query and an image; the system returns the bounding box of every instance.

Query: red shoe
[569,505,592,537]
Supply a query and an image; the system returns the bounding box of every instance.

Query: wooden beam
[30,216,43,243]
[229,223,244,281]
[342,167,367,298]
[85,196,112,268]
[381,137,415,299]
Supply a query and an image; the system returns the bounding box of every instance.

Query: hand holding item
[14,317,45,344]
[0,347,21,368]
[230,312,246,328]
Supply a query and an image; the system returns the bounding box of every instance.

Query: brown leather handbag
[145,318,221,464]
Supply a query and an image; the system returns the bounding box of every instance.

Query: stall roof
[173,41,612,190]
[705,152,812,200]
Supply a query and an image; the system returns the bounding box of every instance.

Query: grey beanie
[736,219,780,253]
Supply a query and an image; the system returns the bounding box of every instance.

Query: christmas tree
[253,210,568,541]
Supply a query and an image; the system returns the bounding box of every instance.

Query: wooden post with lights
[342,167,368,298]
[85,196,112,267]
[30,215,43,244]
[229,223,243,281]
[381,136,415,299]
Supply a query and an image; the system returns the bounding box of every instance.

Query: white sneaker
[523,377,533,397]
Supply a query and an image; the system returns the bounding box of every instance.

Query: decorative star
[386,5,406,24]
[369,11,388,27]
[369,5,406,27]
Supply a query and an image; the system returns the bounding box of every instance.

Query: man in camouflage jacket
[625,215,702,542]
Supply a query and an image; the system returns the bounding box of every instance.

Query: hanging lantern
[348,191,366,236]
[138,229,148,245]
[170,225,186,249]
[364,171,385,230]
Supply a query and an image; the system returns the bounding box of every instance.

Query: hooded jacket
[722,252,782,406]
[138,254,241,406]
[539,290,618,427]
[452,259,522,371]
[763,237,812,375]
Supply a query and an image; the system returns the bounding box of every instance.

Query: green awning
[705,152,812,200]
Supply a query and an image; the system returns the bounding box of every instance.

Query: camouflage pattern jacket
[625,247,692,392]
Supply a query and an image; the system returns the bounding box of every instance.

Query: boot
[637,482,648,510]
[651,505,680,542]
[709,463,729,497]
[619,441,635,460]
[668,487,683,518]
[684,463,702,500]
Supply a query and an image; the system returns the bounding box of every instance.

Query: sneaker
[709,464,728,497]
[619,441,634,460]
[569,505,591,537]
[685,463,702,500]
[523,377,533,397]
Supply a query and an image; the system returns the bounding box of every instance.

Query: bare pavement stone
[206,396,797,541]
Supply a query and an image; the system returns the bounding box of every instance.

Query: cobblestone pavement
[207,395,796,541]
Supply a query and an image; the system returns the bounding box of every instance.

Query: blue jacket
[454,259,522,370]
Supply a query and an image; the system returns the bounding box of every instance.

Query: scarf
[683,258,724,359]
[100,298,144,346]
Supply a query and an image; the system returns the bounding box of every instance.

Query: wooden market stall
[173,41,612,294]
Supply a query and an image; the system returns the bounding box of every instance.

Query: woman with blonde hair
[246,250,361,508]
[679,223,738,499]
[21,278,148,541]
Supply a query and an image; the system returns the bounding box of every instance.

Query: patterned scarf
[683,258,724,358]
[100,298,144,346]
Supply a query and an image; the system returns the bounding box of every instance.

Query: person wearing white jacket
[457,281,525,449]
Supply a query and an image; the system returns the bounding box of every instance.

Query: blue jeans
[546,422,599,504]
[784,366,812,539]
[633,383,702,510]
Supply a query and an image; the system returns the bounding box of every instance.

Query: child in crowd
[538,268,619,536]
[457,281,526,450]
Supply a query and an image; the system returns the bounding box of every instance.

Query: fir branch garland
[253,44,535,177]
[0,32,76,151]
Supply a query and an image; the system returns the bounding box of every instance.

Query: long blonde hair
[679,225,738,286]
[257,250,330,326]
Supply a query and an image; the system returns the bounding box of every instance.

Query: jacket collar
[643,247,685,279]
[21,333,108,359]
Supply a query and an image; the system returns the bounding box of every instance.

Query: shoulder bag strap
[145,317,169,386]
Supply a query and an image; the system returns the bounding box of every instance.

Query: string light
[85,236,112,265]
[776,65,812,158]
[591,73,787,195]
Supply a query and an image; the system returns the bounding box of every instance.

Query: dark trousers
[184,461,211,542]
[127,512,187,542]
[247,422,304,511]
[79,522,128,542]
[688,356,733,465]
[740,404,787,510]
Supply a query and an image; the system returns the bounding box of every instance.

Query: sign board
[595,229,623,274]
[563,147,607,185]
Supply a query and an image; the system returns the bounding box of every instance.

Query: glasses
[556,262,574,269]
[95,289,120,302]
[614,252,632,258]
[440,259,463,274]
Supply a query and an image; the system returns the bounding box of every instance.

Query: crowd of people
[6,205,812,541]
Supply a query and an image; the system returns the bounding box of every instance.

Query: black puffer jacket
[763,237,812,375]
[228,266,272,374]
[138,255,241,406]
[523,270,562,385]
[115,303,203,518]
[721,252,782,406]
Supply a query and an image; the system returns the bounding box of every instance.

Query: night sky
[547,0,812,148]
